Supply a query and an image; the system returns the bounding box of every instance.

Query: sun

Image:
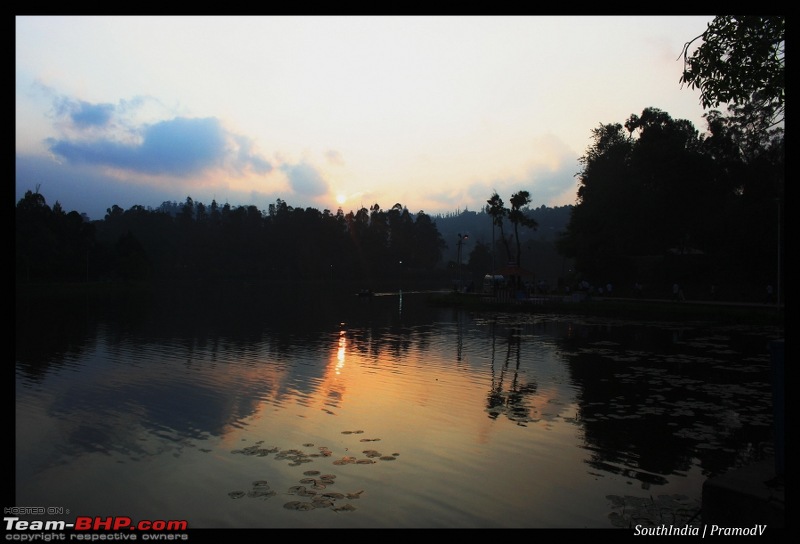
[336,194,346,205]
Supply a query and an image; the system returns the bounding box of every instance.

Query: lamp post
[776,198,781,310]
[490,212,495,274]
[457,233,468,292]
[398,259,404,315]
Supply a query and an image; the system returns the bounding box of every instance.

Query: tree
[557,122,636,281]
[486,192,511,264]
[113,231,150,280]
[485,190,539,288]
[466,240,493,279]
[559,104,782,296]
[508,190,538,267]
[679,16,785,129]
[17,189,101,282]
[16,188,56,281]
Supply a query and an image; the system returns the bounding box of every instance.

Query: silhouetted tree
[486,192,511,264]
[16,188,56,281]
[508,190,538,267]
[558,105,782,297]
[680,16,784,130]
[411,210,446,272]
[466,240,493,281]
[113,231,150,281]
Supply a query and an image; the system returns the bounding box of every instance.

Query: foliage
[485,190,538,268]
[508,190,538,266]
[558,106,783,299]
[16,192,447,287]
[485,192,511,264]
[16,189,96,282]
[680,16,785,129]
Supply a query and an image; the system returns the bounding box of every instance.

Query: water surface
[15,286,781,528]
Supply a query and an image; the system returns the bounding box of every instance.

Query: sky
[16,15,716,221]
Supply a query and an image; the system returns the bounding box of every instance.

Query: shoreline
[427,291,785,327]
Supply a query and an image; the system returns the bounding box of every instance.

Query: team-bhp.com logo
[5,511,188,539]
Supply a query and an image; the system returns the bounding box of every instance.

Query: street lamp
[776,198,781,310]
[398,260,404,314]
[457,233,468,292]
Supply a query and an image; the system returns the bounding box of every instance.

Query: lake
[14,284,782,530]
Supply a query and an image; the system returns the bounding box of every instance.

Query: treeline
[558,107,783,300]
[15,195,448,286]
[15,104,784,301]
[16,186,574,290]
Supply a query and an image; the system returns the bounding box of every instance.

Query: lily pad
[283,501,316,511]
[322,492,345,500]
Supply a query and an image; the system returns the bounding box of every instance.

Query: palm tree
[508,190,538,266]
[486,192,511,266]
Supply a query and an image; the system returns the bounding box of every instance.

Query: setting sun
[336,194,346,205]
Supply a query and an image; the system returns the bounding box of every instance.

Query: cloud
[477,135,581,209]
[324,149,344,166]
[44,94,273,179]
[280,161,329,198]
[525,165,580,207]
[230,134,273,176]
[54,98,115,128]
[46,117,227,176]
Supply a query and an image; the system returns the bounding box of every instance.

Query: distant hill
[433,205,574,290]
